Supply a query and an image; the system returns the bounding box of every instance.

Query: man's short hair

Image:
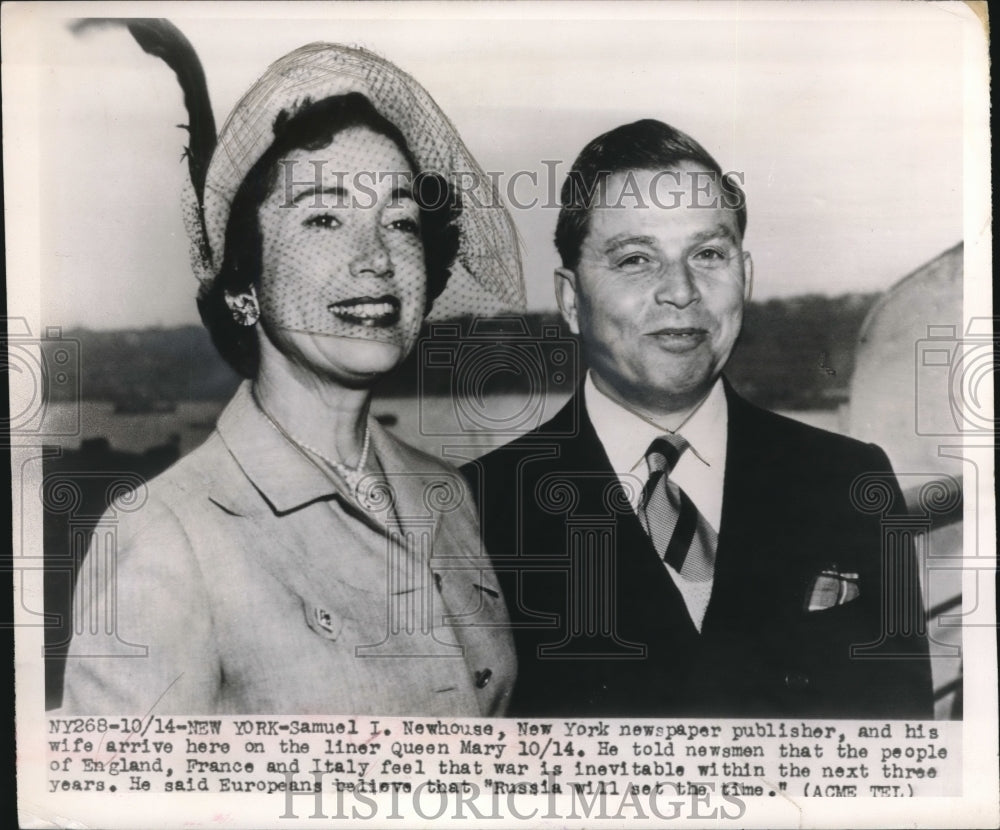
[555,119,748,270]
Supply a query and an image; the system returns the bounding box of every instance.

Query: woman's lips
[328,295,401,327]
[646,327,708,351]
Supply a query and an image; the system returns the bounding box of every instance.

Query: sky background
[10,1,969,329]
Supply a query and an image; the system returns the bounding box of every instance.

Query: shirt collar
[583,372,728,477]
[215,381,345,514]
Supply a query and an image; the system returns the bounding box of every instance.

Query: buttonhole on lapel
[474,583,499,599]
[208,497,243,517]
[434,686,457,694]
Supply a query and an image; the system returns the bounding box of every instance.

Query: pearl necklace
[256,394,372,501]
[294,427,371,497]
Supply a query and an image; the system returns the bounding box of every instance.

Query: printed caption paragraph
[47,717,960,818]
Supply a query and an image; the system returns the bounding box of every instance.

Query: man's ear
[742,252,754,303]
[554,267,580,334]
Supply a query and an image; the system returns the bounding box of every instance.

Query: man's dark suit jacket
[463,380,934,718]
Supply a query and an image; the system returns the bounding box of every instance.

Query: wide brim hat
[184,42,525,319]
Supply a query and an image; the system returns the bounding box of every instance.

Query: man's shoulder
[463,395,590,470]
[729,389,887,468]
[460,394,600,514]
[725,389,903,519]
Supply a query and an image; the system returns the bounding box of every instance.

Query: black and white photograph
[6,1,994,827]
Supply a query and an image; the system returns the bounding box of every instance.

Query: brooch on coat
[305,604,343,640]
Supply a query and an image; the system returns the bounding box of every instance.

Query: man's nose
[653,260,700,307]
[348,229,394,279]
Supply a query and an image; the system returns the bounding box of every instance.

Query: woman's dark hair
[198,92,461,378]
[554,118,747,271]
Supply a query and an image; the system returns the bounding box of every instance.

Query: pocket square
[806,569,860,611]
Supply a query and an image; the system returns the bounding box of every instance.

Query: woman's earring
[224,287,260,326]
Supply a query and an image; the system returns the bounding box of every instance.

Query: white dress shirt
[584,373,729,630]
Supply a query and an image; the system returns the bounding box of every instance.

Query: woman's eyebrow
[290,185,350,207]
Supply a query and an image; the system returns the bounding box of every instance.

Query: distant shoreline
[42,398,844,463]
[41,294,879,416]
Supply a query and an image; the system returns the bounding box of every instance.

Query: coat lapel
[211,384,446,599]
[702,380,801,634]
[541,392,700,648]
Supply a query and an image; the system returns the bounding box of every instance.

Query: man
[464,119,933,717]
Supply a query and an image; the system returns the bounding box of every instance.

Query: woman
[61,43,523,715]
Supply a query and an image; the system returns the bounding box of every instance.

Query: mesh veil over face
[254,128,428,352]
[182,42,525,348]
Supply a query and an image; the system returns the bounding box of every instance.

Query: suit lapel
[702,380,799,633]
[543,392,700,647]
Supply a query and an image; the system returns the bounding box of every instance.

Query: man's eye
[692,248,726,261]
[303,214,340,230]
[617,253,651,268]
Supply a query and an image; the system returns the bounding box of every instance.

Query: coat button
[475,669,492,689]
[784,671,810,691]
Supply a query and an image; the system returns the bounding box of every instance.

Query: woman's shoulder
[144,430,234,494]
[106,430,241,537]
[372,425,477,515]
[372,422,461,477]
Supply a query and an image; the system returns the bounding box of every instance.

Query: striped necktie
[637,434,717,585]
